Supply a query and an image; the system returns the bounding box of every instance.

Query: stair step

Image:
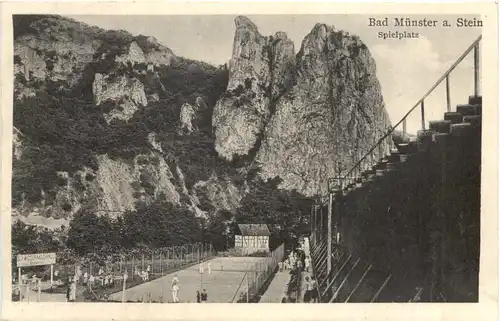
[450,123,473,136]
[417,130,434,151]
[444,112,464,124]
[429,120,451,133]
[386,162,399,171]
[463,115,482,128]
[433,132,451,145]
[457,104,482,116]
[388,153,401,163]
[469,95,482,105]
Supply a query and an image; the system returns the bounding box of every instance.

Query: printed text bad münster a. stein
[369,17,483,40]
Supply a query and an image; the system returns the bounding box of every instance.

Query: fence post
[445,75,451,112]
[142,254,145,271]
[420,100,425,130]
[160,252,163,276]
[474,41,480,97]
[246,273,250,303]
[122,273,127,303]
[132,256,135,280]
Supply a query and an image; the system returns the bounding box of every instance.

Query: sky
[70,14,482,134]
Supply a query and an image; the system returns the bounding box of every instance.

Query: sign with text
[17,253,56,267]
[328,178,342,193]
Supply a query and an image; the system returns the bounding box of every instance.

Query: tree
[66,208,108,256]
[235,177,313,250]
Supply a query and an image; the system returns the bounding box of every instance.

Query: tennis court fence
[232,243,285,302]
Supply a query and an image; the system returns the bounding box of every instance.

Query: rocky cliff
[12,15,235,227]
[12,15,390,228]
[213,17,391,196]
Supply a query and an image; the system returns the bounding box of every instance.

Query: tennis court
[108,257,269,303]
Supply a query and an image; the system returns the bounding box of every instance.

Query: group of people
[279,250,311,273]
[303,275,319,303]
[198,262,212,275]
[170,261,213,303]
[135,265,151,282]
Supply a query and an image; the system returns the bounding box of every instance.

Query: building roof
[237,224,270,236]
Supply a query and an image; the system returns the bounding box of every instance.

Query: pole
[152,252,154,274]
[132,256,135,280]
[37,280,41,302]
[142,254,145,271]
[474,42,480,97]
[122,273,127,303]
[50,264,54,288]
[160,252,163,276]
[18,267,22,301]
[327,192,333,282]
[420,100,426,130]
[445,75,451,112]
[246,273,250,303]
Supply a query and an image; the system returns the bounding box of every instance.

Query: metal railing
[340,35,482,187]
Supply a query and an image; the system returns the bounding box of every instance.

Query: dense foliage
[12,16,313,268]
[12,22,229,206]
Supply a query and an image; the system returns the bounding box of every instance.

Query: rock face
[212,16,295,160]
[12,15,236,227]
[92,73,148,123]
[180,103,196,133]
[214,18,391,196]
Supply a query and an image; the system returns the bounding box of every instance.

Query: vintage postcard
[0,1,498,321]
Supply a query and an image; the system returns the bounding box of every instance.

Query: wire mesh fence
[16,243,215,301]
[232,243,285,302]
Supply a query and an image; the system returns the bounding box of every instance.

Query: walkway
[259,271,290,303]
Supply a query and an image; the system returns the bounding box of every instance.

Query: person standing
[171,274,180,303]
[70,280,77,302]
[305,257,311,272]
[303,276,311,303]
[207,261,212,274]
[201,289,208,303]
[199,263,204,274]
[310,276,318,303]
[66,281,71,302]
[196,290,201,303]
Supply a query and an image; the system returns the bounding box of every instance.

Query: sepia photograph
[1,3,497,319]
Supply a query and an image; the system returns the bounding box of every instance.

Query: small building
[235,224,270,255]
[147,63,154,72]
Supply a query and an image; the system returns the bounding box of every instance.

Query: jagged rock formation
[12,14,389,228]
[213,17,391,196]
[212,16,295,160]
[180,103,197,133]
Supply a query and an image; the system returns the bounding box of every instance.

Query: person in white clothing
[199,263,204,274]
[207,261,212,274]
[171,274,180,303]
[305,257,311,272]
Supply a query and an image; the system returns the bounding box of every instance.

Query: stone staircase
[309,95,482,302]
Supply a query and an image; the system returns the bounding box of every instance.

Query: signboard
[328,178,342,193]
[17,253,56,267]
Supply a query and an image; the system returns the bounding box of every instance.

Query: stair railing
[341,35,482,188]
